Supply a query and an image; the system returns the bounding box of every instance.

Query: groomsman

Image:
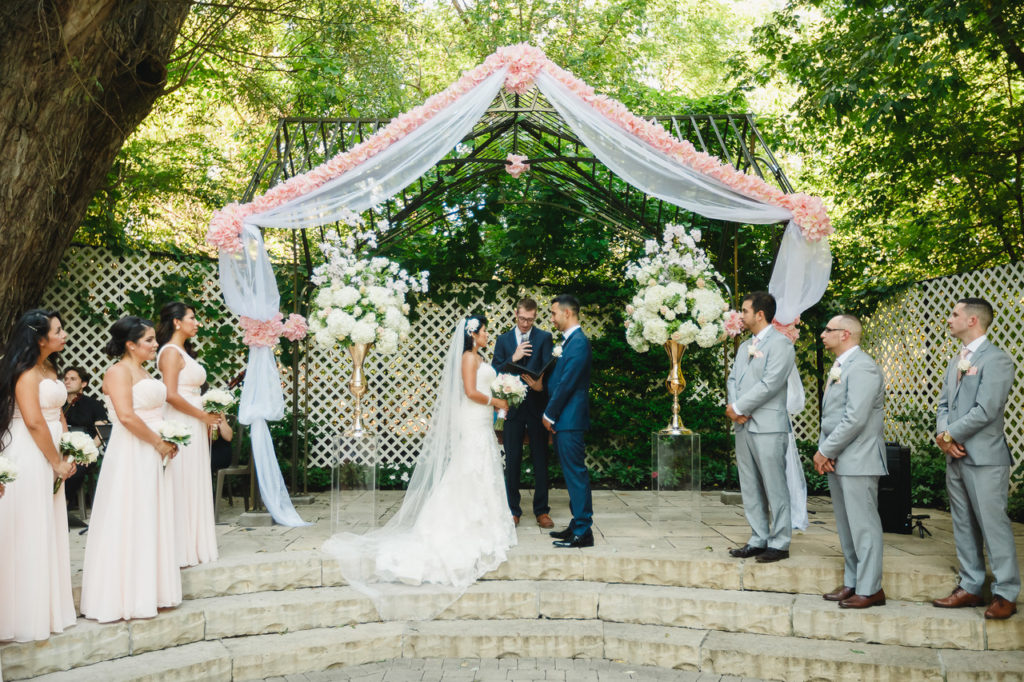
[525,294,594,548]
[725,291,795,563]
[933,298,1019,619]
[492,298,554,529]
[814,315,888,609]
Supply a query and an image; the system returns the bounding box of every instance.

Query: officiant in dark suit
[492,297,554,529]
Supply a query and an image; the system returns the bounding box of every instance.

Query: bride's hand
[491,398,509,411]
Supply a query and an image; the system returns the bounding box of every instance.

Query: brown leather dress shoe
[536,513,554,529]
[823,586,855,602]
[984,595,1018,620]
[513,515,520,527]
[840,589,886,609]
[932,587,985,608]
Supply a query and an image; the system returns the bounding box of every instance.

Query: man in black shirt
[62,367,108,527]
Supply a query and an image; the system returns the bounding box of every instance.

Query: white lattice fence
[855,261,1024,486]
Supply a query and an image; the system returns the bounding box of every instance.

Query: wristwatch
[941,431,952,443]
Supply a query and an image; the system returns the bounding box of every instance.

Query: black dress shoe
[755,548,790,563]
[550,527,573,540]
[728,544,766,558]
[553,531,594,548]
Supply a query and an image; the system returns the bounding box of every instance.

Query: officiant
[492,298,554,529]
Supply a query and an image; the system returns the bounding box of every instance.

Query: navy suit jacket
[492,326,553,420]
[544,328,591,431]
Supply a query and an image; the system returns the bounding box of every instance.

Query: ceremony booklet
[501,355,557,381]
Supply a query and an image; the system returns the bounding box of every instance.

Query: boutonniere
[552,345,563,358]
[828,366,842,383]
[747,342,764,359]
[957,358,971,373]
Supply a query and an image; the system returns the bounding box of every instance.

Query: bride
[323,314,517,618]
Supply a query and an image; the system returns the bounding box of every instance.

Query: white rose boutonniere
[829,366,842,383]
[957,357,971,373]
[552,345,563,358]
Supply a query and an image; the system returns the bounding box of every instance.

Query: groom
[492,297,554,529]
[525,294,594,549]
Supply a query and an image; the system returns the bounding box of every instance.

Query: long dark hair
[104,316,154,358]
[155,301,196,357]
[462,314,488,354]
[0,309,63,445]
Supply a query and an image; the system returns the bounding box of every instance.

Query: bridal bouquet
[157,420,192,467]
[0,454,18,486]
[54,431,100,493]
[308,230,429,355]
[202,388,236,440]
[490,373,528,429]
[623,224,731,353]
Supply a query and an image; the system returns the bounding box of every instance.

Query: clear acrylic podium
[651,432,701,524]
[330,433,379,535]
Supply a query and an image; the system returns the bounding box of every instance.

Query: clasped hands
[724,404,749,425]
[935,433,967,459]
[812,451,835,475]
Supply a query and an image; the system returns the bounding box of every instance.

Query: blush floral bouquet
[490,373,528,429]
[54,431,100,493]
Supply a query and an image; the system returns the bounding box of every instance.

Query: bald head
[821,313,863,354]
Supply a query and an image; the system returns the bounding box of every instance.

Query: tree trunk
[0,0,191,339]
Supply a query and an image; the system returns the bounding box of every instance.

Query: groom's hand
[512,341,532,362]
[543,416,555,433]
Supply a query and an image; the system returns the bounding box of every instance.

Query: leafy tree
[747,0,1024,295]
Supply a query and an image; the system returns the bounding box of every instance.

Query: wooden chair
[214,424,250,522]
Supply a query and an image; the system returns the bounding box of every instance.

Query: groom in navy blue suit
[492,298,554,528]
[525,294,595,548]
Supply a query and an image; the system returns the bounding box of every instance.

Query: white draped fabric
[217,62,830,527]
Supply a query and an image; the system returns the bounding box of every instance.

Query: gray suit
[819,348,888,595]
[727,327,796,550]
[936,340,1020,601]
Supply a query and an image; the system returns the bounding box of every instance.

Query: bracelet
[487,396,493,406]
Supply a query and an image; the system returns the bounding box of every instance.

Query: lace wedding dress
[323,319,517,619]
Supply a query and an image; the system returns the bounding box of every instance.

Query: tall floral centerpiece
[308,230,429,436]
[624,224,731,434]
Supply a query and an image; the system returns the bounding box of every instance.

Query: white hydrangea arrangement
[308,230,429,355]
[624,224,730,353]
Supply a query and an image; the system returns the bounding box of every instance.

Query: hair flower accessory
[466,318,481,334]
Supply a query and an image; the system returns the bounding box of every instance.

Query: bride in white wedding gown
[323,315,517,619]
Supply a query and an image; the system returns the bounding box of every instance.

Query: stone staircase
[2,549,1022,681]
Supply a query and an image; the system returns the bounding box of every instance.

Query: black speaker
[877,441,912,534]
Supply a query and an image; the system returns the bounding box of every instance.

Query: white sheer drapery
[217,64,831,527]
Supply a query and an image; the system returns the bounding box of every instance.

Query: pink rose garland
[207,43,832,253]
[239,312,309,347]
[505,153,530,178]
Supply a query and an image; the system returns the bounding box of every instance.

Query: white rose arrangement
[0,454,18,485]
[623,224,731,353]
[54,431,100,493]
[307,230,429,355]
[157,420,192,467]
[490,373,528,429]
[202,388,236,440]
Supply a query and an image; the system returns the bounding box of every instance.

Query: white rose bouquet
[202,388,236,440]
[0,454,18,486]
[308,229,429,355]
[157,420,192,467]
[54,431,100,493]
[490,373,528,429]
[623,224,731,353]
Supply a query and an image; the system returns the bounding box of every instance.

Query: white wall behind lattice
[41,246,1023,485]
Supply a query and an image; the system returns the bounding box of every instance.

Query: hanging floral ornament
[505,153,530,178]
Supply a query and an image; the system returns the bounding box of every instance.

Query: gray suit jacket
[818,348,888,476]
[727,327,795,434]
[936,340,1015,467]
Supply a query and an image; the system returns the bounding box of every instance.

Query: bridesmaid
[156,302,219,567]
[0,309,77,641]
[80,317,181,622]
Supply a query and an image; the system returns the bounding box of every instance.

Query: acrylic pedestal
[651,432,701,526]
[330,433,379,536]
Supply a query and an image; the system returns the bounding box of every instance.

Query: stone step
[24,621,1024,682]
[5,580,1020,680]
[169,546,957,604]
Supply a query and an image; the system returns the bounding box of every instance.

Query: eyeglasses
[822,327,847,334]
[516,316,536,323]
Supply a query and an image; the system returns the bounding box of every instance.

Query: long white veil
[322,319,474,619]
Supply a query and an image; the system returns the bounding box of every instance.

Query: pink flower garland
[723,310,745,338]
[207,43,831,252]
[771,316,801,343]
[505,153,530,178]
[239,313,309,347]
